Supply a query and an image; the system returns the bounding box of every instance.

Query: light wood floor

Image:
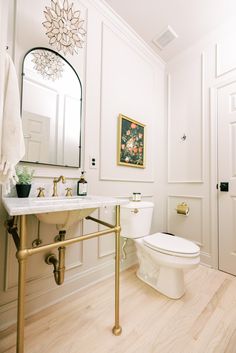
[1,265,236,353]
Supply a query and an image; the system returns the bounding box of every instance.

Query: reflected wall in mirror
[21,47,82,168]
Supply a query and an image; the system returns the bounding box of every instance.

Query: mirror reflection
[21,47,82,167]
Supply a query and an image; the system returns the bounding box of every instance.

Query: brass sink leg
[9,206,122,353]
[17,215,27,353]
[45,230,66,286]
[112,205,122,336]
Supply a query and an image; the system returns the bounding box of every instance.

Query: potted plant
[15,166,35,198]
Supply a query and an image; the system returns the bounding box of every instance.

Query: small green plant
[16,166,35,185]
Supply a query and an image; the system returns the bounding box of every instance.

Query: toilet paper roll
[176,202,189,216]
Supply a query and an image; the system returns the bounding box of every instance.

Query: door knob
[220,182,229,192]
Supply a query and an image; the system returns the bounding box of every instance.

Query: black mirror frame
[20,46,82,168]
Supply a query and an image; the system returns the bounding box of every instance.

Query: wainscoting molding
[98,207,115,258]
[167,53,205,183]
[84,0,165,69]
[215,43,236,78]
[167,195,204,247]
[0,252,137,331]
[167,194,211,265]
[99,21,156,183]
[4,219,83,291]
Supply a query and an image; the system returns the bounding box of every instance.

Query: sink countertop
[2,196,128,216]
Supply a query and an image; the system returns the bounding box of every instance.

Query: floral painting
[117,114,145,168]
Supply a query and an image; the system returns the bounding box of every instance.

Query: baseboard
[200,251,212,267]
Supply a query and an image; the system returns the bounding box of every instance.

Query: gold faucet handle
[37,187,45,197]
[65,188,73,197]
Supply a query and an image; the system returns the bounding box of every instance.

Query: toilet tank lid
[121,201,154,209]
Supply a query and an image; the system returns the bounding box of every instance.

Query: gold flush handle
[131,208,139,214]
[37,187,45,197]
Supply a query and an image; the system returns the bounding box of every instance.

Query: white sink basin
[2,195,128,230]
[31,197,95,230]
[36,207,96,230]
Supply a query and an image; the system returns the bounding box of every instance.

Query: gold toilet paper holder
[176,202,189,216]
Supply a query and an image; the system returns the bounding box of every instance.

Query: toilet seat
[143,233,200,258]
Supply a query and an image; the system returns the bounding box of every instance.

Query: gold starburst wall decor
[32,50,65,81]
[42,0,86,55]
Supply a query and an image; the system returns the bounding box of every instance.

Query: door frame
[210,76,236,270]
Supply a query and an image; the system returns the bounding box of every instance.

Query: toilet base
[136,266,185,299]
[134,236,200,299]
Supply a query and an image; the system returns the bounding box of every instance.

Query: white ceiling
[103,0,236,62]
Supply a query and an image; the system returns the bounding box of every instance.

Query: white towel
[0,53,25,192]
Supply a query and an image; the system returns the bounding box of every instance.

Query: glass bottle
[77,171,87,196]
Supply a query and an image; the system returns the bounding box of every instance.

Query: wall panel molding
[167,53,205,184]
[83,0,165,69]
[0,253,137,331]
[167,195,204,247]
[99,22,156,183]
[4,224,83,292]
[215,43,236,78]
[97,207,115,258]
[98,236,115,258]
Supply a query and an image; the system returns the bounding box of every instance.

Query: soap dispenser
[77,171,87,196]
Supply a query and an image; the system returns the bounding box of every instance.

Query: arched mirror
[21,47,82,167]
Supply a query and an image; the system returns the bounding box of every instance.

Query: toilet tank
[120,201,154,239]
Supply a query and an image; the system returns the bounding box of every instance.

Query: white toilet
[120,201,200,299]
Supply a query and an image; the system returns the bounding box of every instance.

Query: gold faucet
[52,175,66,197]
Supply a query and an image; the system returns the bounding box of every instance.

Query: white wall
[0,0,165,330]
[166,18,236,267]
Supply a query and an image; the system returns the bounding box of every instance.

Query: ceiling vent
[152,26,178,50]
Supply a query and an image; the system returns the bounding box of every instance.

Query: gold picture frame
[117,114,145,168]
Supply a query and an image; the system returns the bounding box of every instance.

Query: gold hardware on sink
[65,187,73,197]
[4,204,122,353]
[45,230,66,286]
[37,187,45,197]
[32,220,42,247]
[131,208,139,214]
[52,175,66,197]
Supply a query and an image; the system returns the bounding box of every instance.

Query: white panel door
[22,111,50,163]
[218,81,236,275]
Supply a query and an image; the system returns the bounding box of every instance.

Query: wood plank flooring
[1,265,236,353]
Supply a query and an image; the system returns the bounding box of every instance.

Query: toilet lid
[143,233,200,257]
